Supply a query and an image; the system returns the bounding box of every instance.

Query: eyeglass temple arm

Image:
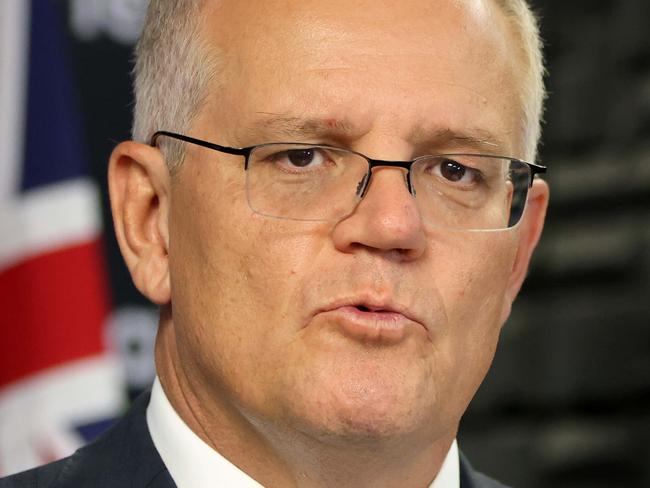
[150,131,251,157]
[528,162,547,187]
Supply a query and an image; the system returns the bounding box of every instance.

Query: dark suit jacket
[0,391,510,488]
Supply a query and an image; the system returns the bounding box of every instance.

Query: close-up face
[166,0,543,447]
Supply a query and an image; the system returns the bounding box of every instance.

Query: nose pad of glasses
[356,169,415,199]
[405,172,415,196]
[356,172,371,198]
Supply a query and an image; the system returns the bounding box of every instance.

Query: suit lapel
[146,467,177,488]
[459,451,477,488]
[458,450,510,488]
[51,390,176,487]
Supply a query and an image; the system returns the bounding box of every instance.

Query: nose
[331,167,426,261]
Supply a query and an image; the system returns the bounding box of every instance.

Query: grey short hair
[132,0,214,172]
[494,0,546,161]
[132,0,545,170]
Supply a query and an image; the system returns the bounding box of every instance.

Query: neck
[155,313,456,488]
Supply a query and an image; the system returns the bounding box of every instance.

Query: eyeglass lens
[245,144,531,230]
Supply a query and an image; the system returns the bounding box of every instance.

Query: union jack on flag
[0,0,124,476]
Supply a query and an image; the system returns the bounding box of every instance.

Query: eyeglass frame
[150,130,547,226]
[151,129,546,183]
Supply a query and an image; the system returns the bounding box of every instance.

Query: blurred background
[0,0,648,485]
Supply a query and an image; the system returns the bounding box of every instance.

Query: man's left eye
[437,159,478,184]
[285,148,326,168]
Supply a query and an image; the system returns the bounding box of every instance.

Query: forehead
[198,0,525,153]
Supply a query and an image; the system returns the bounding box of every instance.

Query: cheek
[430,231,518,391]
[168,166,332,371]
[433,230,517,318]
[221,217,334,337]
[167,163,271,369]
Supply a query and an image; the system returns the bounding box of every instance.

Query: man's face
[168,0,534,443]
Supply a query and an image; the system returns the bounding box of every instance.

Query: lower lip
[316,306,423,344]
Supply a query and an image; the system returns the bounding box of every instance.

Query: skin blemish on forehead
[325,118,338,129]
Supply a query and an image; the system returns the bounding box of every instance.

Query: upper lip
[314,295,427,330]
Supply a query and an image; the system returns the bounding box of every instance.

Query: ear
[108,141,171,305]
[501,179,549,321]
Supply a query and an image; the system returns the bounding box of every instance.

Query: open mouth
[336,303,409,324]
[355,304,384,313]
[308,298,429,343]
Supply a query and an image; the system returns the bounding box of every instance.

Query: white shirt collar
[147,377,263,488]
[146,376,459,488]
[431,437,460,488]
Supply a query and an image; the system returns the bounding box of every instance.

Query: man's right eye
[267,147,330,171]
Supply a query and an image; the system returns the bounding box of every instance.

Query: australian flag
[0,0,124,476]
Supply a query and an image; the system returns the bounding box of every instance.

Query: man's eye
[437,159,479,184]
[283,148,326,168]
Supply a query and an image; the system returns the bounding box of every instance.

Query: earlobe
[503,179,550,317]
[108,141,172,305]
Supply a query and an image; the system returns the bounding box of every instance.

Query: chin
[334,409,421,441]
[274,340,448,444]
[293,371,439,444]
[302,400,438,450]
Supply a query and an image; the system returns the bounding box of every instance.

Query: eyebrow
[242,113,357,142]
[417,127,504,153]
[242,113,506,154]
